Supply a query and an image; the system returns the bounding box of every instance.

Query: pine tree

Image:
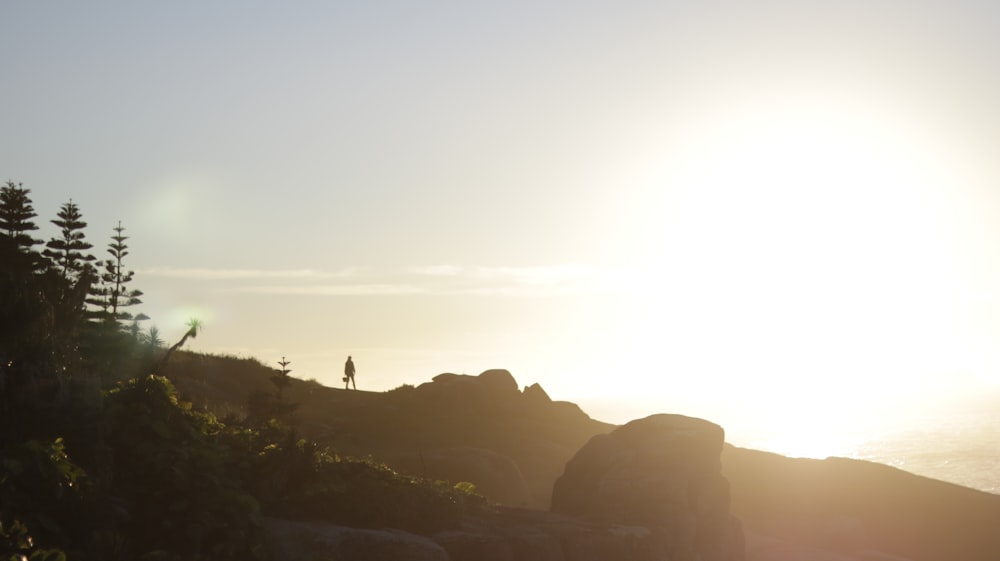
[84,279,109,320]
[97,221,143,323]
[247,354,299,425]
[0,183,59,403]
[42,200,98,338]
[0,181,47,361]
[272,356,293,396]
[0,181,44,277]
[0,181,42,252]
[43,200,96,280]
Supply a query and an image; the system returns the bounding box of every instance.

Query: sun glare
[612,96,978,438]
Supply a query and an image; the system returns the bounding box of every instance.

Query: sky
[4,1,1000,454]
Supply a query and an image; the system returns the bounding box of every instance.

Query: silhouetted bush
[103,375,267,561]
[0,438,87,560]
[234,418,487,535]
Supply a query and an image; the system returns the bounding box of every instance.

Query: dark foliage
[102,375,267,561]
[237,421,486,535]
[0,181,487,560]
[245,388,300,427]
[0,438,87,560]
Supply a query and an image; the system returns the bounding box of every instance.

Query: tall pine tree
[43,200,96,280]
[42,201,98,361]
[0,181,44,276]
[81,222,145,384]
[0,182,57,400]
[0,181,46,338]
[98,221,143,323]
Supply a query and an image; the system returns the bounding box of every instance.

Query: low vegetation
[0,181,486,561]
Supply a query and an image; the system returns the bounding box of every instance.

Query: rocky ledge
[267,413,745,561]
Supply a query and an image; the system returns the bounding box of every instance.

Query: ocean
[583,388,1000,495]
[847,395,1000,494]
[744,390,1000,495]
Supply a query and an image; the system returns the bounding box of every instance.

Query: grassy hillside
[162,352,614,508]
[164,350,1000,561]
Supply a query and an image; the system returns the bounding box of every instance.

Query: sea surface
[746,390,1000,495]
[846,396,1000,494]
[585,388,1000,495]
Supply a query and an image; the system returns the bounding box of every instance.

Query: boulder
[419,370,522,413]
[478,369,519,394]
[552,414,744,561]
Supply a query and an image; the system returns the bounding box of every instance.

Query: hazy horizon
[5,1,1000,465]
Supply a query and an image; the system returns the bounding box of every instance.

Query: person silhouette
[344,355,356,390]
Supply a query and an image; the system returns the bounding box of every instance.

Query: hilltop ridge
[164,353,612,508]
[162,351,1000,561]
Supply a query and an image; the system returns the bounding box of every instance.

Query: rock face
[173,359,1000,561]
[387,369,613,508]
[435,507,688,561]
[264,517,449,561]
[264,413,746,561]
[551,414,744,561]
[267,509,730,561]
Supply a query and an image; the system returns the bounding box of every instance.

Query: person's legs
[351,374,356,390]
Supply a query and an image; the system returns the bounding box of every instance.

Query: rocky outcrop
[522,382,551,406]
[390,370,613,507]
[552,414,744,561]
[264,517,449,561]
[265,413,746,561]
[267,508,733,561]
[435,507,694,561]
[256,368,612,509]
[173,358,1000,561]
[416,370,523,414]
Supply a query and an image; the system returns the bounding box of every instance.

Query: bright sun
[610,95,989,454]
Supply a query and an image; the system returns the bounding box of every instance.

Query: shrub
[102,375,266,561]
[0,438,85,560]
[240,421,488,535]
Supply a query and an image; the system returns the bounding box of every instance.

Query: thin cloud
[473,264,597,286]
[143,263,616,296]
[412,264,598,286]
[410,265,464,276]
[138,266,361,281]
[232,283,428,296]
